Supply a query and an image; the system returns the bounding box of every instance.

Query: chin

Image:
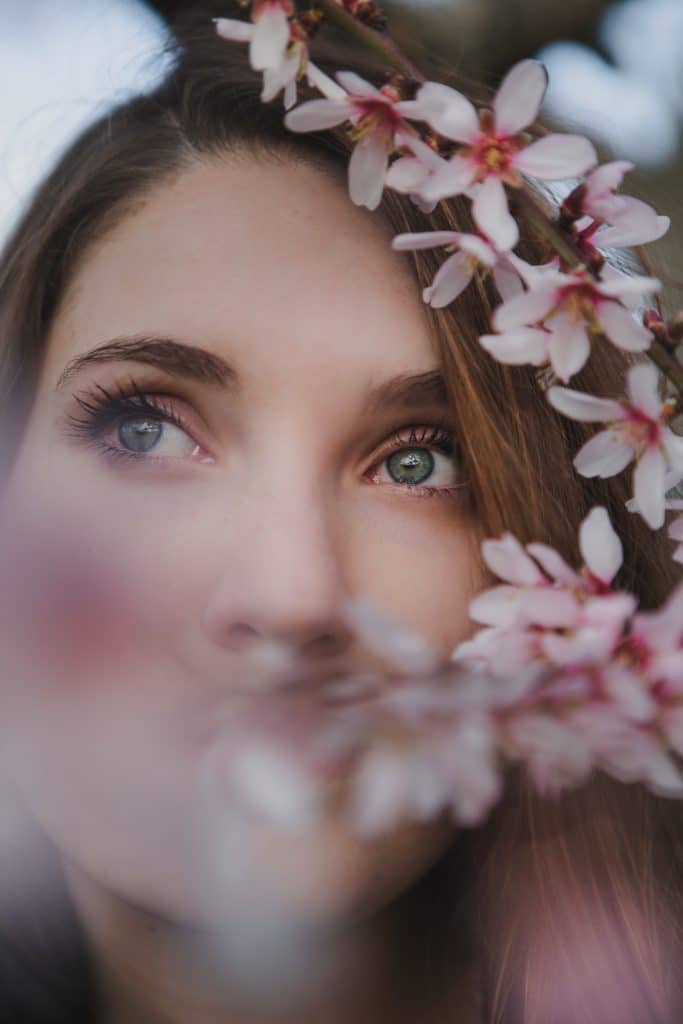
[174,807,457,932]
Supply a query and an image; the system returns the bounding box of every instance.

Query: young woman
[0,10,681,1023]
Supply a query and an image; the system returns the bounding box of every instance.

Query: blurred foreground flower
[198,508,683,841]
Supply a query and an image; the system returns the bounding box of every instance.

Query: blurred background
[1,0,682,305]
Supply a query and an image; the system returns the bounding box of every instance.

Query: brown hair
[1,10,682,1022]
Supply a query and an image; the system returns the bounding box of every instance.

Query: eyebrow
[55,334,449,412]
[362,369,449,415]
[56,336,236,390]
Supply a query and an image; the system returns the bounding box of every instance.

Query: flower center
[618,407,661,450]
[470,134,514,176]
[350,95,404,146]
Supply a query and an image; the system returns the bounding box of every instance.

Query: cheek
[345,497,483,654]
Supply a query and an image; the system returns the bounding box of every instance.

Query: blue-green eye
[386,448,435,486]
[116,415,198,457]
[369,424,462,494]
[118,417,163,453]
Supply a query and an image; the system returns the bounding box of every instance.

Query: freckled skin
[0,156,483,930]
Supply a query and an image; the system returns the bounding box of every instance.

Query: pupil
[387,449,434,485]
[118,417,163,453]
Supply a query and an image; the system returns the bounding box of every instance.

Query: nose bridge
[202,435,351,651]
[250,455,342,607]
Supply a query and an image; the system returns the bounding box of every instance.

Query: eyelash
[66,379,195,464]
[65,380,464,499]
[369,423,464,499]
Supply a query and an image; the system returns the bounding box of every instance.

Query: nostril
[302,627,353,660]
[219,622,259,652]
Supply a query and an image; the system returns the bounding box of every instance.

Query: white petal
[494,59,548,135]
[669,516,683,542]
[580,506,623,583]
[260,51,299,103]
[634,448,666,529]
[335,70,379,98]
[596,214,670,249]
[472,177,519,251]
[348,136,388,210]
[409,192,439,215]
[481,534,545,586]
[547,315,591,382]
[458,233,497,265]
[626,363,662,419]
[413,82,479,142]
[526,543,579,586]
[542,628,612,667]
[597,268,661,303]
[574,430,634,478]
[518,588,579,628]
[492,284,557,330]
[548,386,624,423]
[251,8,290,71]
[469,585,523,627]
[305,62,347,100]
[584,160,633,200]
[385,157,429,193]
[283,76,297,110]
[516,134,597,180]
[214,17,253,42]
[663,431,683,472]
[492,263,524,302]
[284,98,353,131]
[391,231,460,251]
[597,302,652,352]
[424,252,474,308]
[419,155,475,201]
[479,328,548,366]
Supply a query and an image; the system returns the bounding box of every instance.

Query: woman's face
[0,156,483,931]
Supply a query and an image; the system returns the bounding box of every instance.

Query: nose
[200,470,354,663]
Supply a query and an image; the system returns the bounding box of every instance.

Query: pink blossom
[215,3,293,73]
[391,228,523,308]
[455,507,630,681]
[284,73,422,209]
[569,161,670,249]
[384,134,447,214]
[456,508,638,694]
[548,363,683,528]
[481,265,659,381]
[406,60,596,238]
[215,15,341,110]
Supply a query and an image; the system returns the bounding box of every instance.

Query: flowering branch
[210,0,683,835]
[313,0,423,80]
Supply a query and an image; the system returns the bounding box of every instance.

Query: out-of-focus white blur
[539,0,683,166]
[0,0,170,248]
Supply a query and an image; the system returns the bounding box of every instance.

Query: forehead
[44,157,438,401]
